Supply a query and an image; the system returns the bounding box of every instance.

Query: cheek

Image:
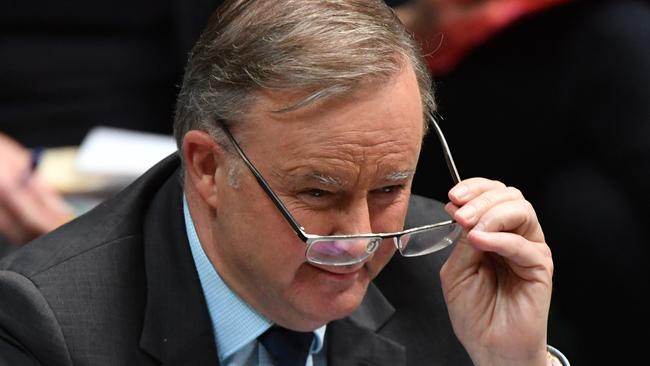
[225,182,302,251]
[217,183,308,279]
[241,216,308,274]
[367,243,396,279]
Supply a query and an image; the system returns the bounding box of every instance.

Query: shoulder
[0,154,182,364]
[0,270,72,365]
[0,153,182,277]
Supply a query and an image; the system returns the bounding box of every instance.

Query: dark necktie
[258,326,315,366]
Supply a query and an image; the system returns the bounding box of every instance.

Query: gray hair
[173,0,435,149]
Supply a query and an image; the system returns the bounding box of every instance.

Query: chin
[284,262,375,329]
[327,292,366,320]
[306,277,370,325]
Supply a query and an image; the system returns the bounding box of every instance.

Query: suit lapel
[138,164,220,366]
[327,282,406,366]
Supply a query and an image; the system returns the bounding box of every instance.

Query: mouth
[310,263,365,279]
[298,262,372,298]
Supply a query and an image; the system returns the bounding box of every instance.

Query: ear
[182,130,225,209]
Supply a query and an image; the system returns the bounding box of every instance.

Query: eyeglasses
[219,114,462,266]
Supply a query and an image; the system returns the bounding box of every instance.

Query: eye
[298,188,334,201]
[370,185,406,205]
[375,185,403,194]
[306,189,328,198]
[295,188,337,209]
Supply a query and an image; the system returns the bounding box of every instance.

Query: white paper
[76,126,177,183]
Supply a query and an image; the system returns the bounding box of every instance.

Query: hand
[0,133,73,245]
[440,178,553,366]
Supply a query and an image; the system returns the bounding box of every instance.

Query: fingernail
[472,222,486,232]
[450,185,468,199]
[457,205,476,221]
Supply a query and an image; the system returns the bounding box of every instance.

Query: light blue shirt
[183,196,327,366]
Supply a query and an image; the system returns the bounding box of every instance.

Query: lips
[311,263,365,277]
[300,262,370,295]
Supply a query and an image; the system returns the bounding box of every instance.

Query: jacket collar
[327,282,406,366]
[138,158,220,365]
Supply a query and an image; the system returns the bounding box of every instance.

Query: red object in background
[419,0,573,75]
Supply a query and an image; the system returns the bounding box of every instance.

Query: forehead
[237,65,424,180]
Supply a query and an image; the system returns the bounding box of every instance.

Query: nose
[306,198,376,266]
[331,198,373,236]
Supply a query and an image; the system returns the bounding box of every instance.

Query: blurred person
[0,0,223,248]
[0,1,568,365]
[391,0,650,363]
[0,133,72,248]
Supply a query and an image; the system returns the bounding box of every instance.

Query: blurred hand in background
[0,133,72,245]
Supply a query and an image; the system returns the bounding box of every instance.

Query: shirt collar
[183,195,325,361]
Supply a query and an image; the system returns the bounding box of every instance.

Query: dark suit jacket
[0,154,472,365]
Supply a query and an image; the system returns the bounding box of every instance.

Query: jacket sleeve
[0,270,72,366]
[0,328,41,366]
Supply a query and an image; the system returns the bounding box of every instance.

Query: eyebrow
[305,169,415,187]
[385,170,415,182]
[309,172,343,187]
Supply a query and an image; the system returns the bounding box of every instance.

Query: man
[0,1,566,365]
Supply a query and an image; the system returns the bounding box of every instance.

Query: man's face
[209,64,424,331]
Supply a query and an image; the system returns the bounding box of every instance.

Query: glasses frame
[218,114,461,264]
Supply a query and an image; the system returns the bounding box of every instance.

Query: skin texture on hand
[441,178,553,366]
[0,133,73,245]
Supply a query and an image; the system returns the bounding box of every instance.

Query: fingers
[473,199,544,242]
[444,177,550,271]
[448,178,511,224]
[29,175,73,218]
[468,231,553,277]
[0,206,27,244]
[0,174,72,244]
[447,178,543,238]
[0,133,31,184]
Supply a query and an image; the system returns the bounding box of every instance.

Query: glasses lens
[396,223,462,257]
[306,237,382,266]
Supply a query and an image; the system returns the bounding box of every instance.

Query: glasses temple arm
[218,122,310,242]
[428,114,461,185]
